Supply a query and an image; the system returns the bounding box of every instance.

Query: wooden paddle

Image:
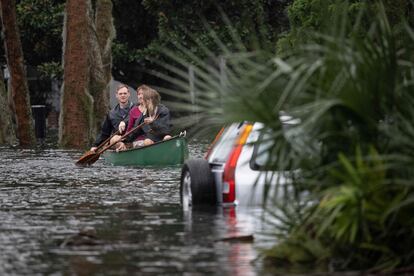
[75,130,120,165]
[76,114,159,166]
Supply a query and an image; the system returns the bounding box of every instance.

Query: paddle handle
[96,121,146,155]
[120,113,159,140]
[94,130,120,151]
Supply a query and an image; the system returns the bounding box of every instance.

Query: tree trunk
[91,0,115,136]
[96,0,115,83]
[88,41,107,140]
[59,0,94,148]
[59,0,115,149]
[0,74,16,145]
[0,0,35,147]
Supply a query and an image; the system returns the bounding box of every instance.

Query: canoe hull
[102,136,189,166]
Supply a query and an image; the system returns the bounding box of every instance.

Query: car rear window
[208,122,244,163]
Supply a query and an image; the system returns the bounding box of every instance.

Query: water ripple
[0,142,270,275]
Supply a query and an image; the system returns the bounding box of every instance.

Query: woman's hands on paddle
[144,117,154,124]
[115,142,127,152]
[90,147,97,153]
[118,121,126,133]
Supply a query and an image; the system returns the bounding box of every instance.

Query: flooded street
[0,142,273,275]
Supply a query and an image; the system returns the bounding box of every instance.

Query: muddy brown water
[0,142,275,275]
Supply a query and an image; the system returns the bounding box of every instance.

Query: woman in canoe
[117,84,149,140]
[112,87,172,150]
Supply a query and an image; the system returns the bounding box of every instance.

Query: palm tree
[154,2,414,271]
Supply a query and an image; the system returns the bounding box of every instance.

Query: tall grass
[153,1,414,271]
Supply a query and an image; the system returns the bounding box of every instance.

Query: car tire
[180,158,216,207]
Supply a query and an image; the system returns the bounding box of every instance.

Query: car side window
[250,130,272,171]
[250,120,308,171]
[208,122,244,163]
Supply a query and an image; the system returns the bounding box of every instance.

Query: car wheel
[180,158,216,208]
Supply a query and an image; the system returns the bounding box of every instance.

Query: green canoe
[102,134,189,166]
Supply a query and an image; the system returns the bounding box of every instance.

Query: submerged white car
[180,121,288,208]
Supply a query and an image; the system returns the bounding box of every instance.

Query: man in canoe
[89,84,134,152]
[113,87,172,150]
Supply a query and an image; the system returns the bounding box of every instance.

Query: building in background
[3,64,138,137]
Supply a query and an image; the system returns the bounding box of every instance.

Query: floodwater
[0,140,275,275]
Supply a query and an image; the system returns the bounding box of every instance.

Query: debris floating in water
[215,234,254,243]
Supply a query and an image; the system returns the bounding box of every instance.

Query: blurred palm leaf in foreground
[153,1,414,272]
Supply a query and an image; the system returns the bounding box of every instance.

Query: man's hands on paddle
[110,135,122,144]
[109,135,126,152]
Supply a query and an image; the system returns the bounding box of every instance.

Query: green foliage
[16,0,64,66]
[317,146,387,244]
[151,0,414,271]
[145,0,282,55]
[313,146,413,269]
[271,4,414,269]
[111,0,290,87]
[111,0,158,86]
[4,0,291,89]
[264,229,330,267]
[277,0,413,55]
[37,61,62,79]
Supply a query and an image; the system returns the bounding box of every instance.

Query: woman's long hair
[143,88,161,116]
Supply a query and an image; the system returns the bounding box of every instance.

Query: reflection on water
[0,142,273,275]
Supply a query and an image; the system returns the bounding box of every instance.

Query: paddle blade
[75,151,99,166]
[84,153,100,165]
